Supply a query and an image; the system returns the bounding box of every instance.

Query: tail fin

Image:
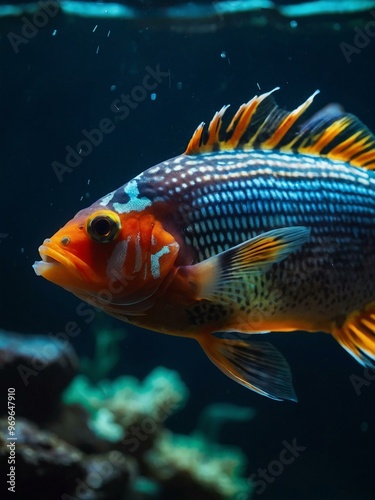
[331,301,375,367]
[197,333,297,401]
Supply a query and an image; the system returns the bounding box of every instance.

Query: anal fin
[197,334,297,401]
[331,301,375,367]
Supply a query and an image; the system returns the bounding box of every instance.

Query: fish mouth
[33,242,88,284]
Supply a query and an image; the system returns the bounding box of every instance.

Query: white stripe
[151,245,170,279]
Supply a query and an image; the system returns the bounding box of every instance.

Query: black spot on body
[185,301,230,327]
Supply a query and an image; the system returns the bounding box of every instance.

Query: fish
[33,87,375,401]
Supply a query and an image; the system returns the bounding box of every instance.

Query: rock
[0,330,78,422]
[0,417,135,500]
[0,417,84,499]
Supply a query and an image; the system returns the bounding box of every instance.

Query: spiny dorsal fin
[185,88,375,170]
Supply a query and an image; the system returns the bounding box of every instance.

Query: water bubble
[290,20,298,29]
[151,93,157,101]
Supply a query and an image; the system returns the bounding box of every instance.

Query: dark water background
[1,2,375,498]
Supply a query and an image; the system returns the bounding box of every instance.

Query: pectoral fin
[197,334,297,401]
[185,226,310,302]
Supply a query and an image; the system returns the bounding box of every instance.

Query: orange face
[33,206,180,315]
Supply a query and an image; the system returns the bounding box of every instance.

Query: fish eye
[86,210,121,243]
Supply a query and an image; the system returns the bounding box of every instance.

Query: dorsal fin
[184,88,375,170]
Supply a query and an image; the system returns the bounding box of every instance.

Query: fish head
[33,204,180,312]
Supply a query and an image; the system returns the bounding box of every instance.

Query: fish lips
[33,240,89,286]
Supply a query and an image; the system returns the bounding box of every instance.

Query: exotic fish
[33,88,375,401]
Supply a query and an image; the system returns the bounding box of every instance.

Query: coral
[144,430,252,500]
[63,367,253,499]
[63,366,189,443]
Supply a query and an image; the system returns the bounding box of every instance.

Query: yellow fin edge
[185,88,375,170]
[331,301,375,367]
